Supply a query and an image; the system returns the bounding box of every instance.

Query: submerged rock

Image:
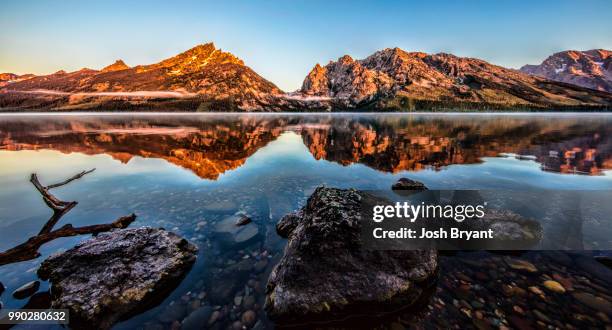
[572,292,612,316]
[235,214,252,226]
[265,186,438,322]
[37,227,198,329]
[209,258,255,304]
[21,291,52,310]
[12,281,40,299]
[213,215,260,248]
[0,281,4,296]
[594,255,612,269]
[181,305,212,330]
[471,209,543,249]
[505,258,538,273]
[241,310,257,327]
[158,302,187,323]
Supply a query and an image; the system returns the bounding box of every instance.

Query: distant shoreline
[2,111,612,116]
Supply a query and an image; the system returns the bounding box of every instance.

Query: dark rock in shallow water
[181,305,212,330]
[575,255,612,283]
[469,209,543,249]
[265,187,438,323]
[391,178,428,191]
[241,310,257,327]
[572,292,612,316]
[213,215,260,248]
[22,291,52,310]
[12,281,40,299]
[0,281,4,296]
[158,302,187,323]
[235,214,252,226]
[594,255,612,269]
[37,227,198,330]
[209,258,255,304]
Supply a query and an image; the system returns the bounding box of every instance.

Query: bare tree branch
[38,201,78,235]
[30,173,66,209]
[30,170,95,234]
[0,169,135,266]
[46,168,96,189]
[0,214,136,266]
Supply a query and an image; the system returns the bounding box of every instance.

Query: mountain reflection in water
[1,114,610,178]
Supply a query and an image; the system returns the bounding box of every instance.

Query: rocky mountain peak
[154,43,244,74]
[101,60,129,72]
[301,63,329,96]
[337,55,355,65]
[300,52,394,105]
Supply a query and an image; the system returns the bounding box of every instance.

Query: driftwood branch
[46,168,96,189]
[30,169,94,234]
[0,214,136,266]
[0,169,136,266]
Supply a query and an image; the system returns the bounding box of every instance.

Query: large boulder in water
[37,227,197,329]
[265,187,438,323]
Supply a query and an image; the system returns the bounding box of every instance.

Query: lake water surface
[0,113,611,329]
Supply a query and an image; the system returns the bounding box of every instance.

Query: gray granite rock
[265,186,438,322]
[38,227,197,329]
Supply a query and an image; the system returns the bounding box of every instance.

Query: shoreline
[2,111,612,116]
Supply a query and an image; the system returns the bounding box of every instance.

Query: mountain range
[1,43,611,111]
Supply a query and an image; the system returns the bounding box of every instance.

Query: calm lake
[0,113,611,329]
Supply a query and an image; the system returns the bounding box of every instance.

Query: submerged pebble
[543,280,566,293]
[505,258,538,273]
[241,310,257,327]
[12,280,40,299]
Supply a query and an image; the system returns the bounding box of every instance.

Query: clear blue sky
[1,0,611,91]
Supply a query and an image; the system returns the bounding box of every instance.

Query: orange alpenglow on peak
[0,41,283,111]
[155,43,245,72]
[101,60,130,72]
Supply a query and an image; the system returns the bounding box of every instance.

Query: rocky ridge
[521,49,612,93]
[297,48,612,110]
[0,73,36,87]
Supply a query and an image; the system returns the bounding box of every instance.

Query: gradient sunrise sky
[1,0,611,91]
